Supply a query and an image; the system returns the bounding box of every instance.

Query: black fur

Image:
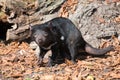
[31,17,113,66]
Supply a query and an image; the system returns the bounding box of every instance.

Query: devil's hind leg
[68,43,78,64]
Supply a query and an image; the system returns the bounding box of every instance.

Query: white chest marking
[60,36,64,40]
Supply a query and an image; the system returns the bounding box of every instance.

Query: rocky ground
[0,36,120,80]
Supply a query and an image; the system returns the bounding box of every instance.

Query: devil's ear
[48,22,58,35]
[48,22,53,27]
[48,22,54,29]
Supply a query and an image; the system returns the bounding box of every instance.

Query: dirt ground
[0,36,120,80]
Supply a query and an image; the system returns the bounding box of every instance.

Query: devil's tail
[85,43,113,56]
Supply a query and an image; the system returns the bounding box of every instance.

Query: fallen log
[6,24,31,41]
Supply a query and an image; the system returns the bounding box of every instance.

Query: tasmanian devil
[30,17,113,66]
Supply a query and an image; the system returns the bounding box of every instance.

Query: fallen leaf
[64,66,72,73]
[40,74,55,80]
[59,0,78,17]
[10,73,23,78]
[86,75,95,80]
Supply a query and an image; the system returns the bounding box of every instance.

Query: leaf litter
[0,36,120,80]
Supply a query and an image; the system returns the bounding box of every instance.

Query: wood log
[6,25,31,41]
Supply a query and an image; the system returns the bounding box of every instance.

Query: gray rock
[69,0,120,47]
[30,41,38,50]
[30,41,40,58]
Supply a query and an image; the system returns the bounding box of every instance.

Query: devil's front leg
[47,44,60,67]
[37,47,48,66]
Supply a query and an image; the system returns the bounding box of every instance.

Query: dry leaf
[64,67,72,73]
[10,73,23,78]
[106,0,120,4]
[0,33,120,80]
[86,75,95,80]
[40,74,55,80]
[59,0,78,17]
